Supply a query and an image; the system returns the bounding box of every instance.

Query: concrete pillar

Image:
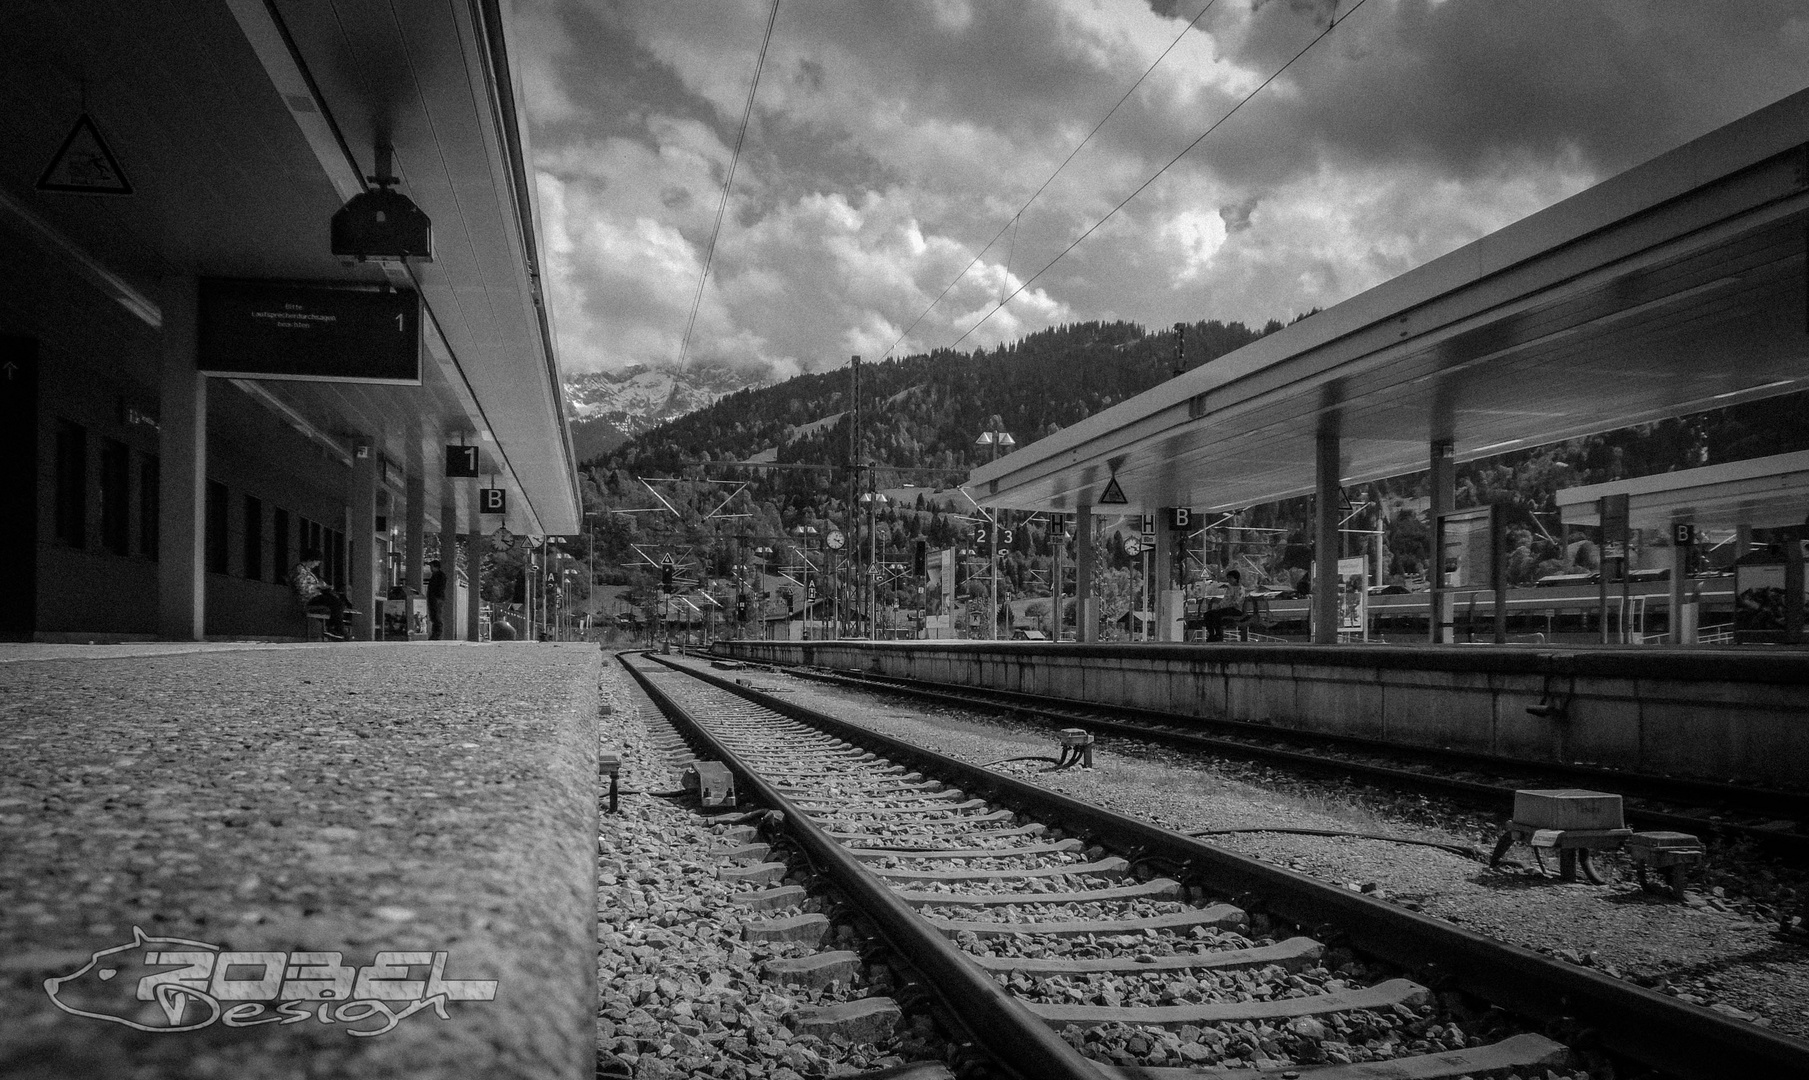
[1312,430,1341,644]
[441,495,463,641]
[348,442,378,640]
[1428,439,1455,644]
[1153,508,1177,641]
[406,467,426,599]
[157,276,206,641]
[466,484,483,641]
[1075,503,1097,643]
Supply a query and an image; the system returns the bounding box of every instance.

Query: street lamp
[975,418,1015,639]
[754,546,774,639]
[859,491,889,638]
[791,526,819,640]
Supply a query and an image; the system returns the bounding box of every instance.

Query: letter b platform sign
[479,488,507,515]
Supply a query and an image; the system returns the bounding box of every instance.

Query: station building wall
[2,231,363,640]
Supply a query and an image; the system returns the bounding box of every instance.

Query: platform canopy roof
[0,0,578,533]
[1557,450,1809,533]
[969,88,1809,518]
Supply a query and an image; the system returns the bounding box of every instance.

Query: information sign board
[1337,555,1368,636]
[1435,506,1501,592]
[197,279,421,384]
[445,445,480,478]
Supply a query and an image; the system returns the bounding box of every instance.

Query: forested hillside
[572,316,1809,631]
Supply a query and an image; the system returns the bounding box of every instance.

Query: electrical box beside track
[682,762,737,808]
[1513,789,1624,831]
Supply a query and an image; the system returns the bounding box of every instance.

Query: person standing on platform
[427,558,447,640]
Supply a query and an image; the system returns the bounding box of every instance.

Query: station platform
[0,642,598,1080]
[716,640,1809,789]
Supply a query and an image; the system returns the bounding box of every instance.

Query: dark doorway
[0,337,38,640]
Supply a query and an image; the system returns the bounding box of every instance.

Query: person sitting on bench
[291,549,356,640]
[1201,570,1248,642]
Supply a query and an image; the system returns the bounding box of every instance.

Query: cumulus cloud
[520,0,1809,375]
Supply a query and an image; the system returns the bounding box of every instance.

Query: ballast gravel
[702,658,1809,1042]
[596,659,951,1080]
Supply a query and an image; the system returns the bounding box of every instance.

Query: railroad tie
[810,800,997,819]
[729,885,807,912]
[777,777,943,795]
[891,877,1180,907]
[791,788,969,809]
[762,949,861,989]
[784,996,903,1044]
[742,912,831,945]
[710,842,771,864]
[967,935,1324,975]
[843,838,1082,861]
[927,903,1247,939]
[870,856,1128,884]
[1025,977,1428,1030]
[827,822,1047,843]
[1086,1032,1568,1079]
[781,765,914,780]
[719,860,789,887]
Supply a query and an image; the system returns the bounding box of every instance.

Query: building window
[243,495,263,581]
[205,480,229,574]
[100,439,130,555]
[328,529,345,591]
[273,508,290,583]
[54,420,87,546]
[140,455,159,559]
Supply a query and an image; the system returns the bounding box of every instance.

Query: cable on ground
[1186,826,1484,860]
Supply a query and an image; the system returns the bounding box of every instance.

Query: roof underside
[971,88,1809,517]
[1557,450,1809,532]
[0,0,577,532]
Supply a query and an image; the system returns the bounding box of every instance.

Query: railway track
[622,651,1809,1080]
[758,661,1809,859]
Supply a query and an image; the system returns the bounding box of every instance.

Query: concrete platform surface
[0,643,598,1080]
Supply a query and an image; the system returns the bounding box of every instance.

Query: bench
[1184,596,1259,642]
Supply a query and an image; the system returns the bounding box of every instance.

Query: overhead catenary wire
[879,0,1224,361]
[944,0,1370,355]
[675,0,781,370]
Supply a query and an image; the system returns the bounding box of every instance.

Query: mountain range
[564,363,772,462]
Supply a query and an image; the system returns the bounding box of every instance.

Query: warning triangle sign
[1098,475,1128,505]
[38,114,133,195]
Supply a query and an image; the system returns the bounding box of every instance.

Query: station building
[0,0,579,643]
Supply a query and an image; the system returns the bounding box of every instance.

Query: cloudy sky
[518,0,1809,380]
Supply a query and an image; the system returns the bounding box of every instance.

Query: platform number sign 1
[1673,523,1695,545]
[1168,507,1191,530]
[445,445,480,478]
[479,488,507,515]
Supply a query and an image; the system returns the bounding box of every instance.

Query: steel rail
[653,652,1809,1080]
[616,654,1103,1080]
[784,665,1809,855]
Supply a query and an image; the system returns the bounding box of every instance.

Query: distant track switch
[682,762,738,809]
[1058,728,1095,769]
